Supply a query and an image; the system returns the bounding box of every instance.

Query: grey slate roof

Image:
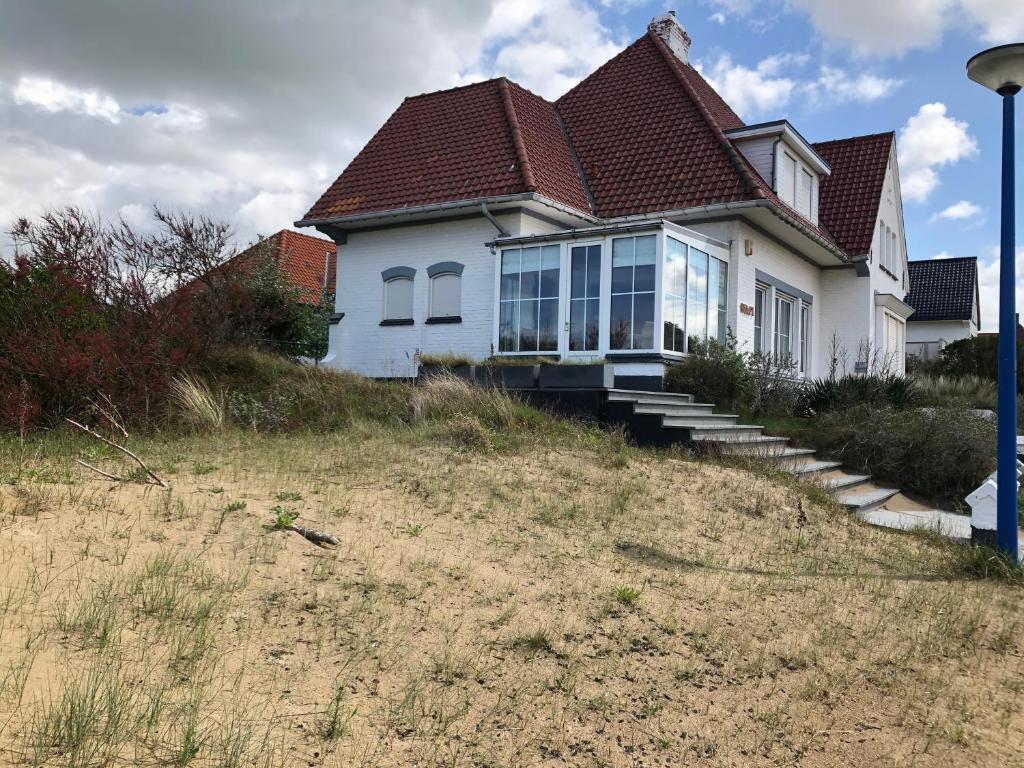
[905,257,978,322]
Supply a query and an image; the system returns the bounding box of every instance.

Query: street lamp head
[968,43,1024,95]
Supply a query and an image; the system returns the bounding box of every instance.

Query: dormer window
[726,121,829,226]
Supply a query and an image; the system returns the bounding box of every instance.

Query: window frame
[609,234,657,352]
[773,293,796,360]
[380,266,416,325]
[753,284,768,354]
[426,261,465,324]
[497,244,561,355]
[799,303,811,375]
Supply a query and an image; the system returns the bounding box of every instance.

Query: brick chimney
[648,11,691,64]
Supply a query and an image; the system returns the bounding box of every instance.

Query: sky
[0,0,1022,329]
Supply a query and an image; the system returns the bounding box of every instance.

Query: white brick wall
[327,211,556,377]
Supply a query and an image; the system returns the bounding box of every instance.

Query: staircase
[605,389,902,516]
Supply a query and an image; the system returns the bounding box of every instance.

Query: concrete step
[686,425,765,441]
[608,389,694,405]
[789,459,843,476]
[633,402,716,418]
[695,435,790,456]
[837,485,900,513]
[821,473,871,492]
[658,415,742,429]
[764,448,818,467]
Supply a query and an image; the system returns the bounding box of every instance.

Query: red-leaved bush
[0,207,288,430]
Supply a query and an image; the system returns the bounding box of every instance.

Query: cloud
[790,0,954,57]
[961,0,1024,42]
[698,54,801,117]
[934,200,983,221]
[931,251,955,259]
[0,0,623,251]
[812,66,902,102]
[13,76,122,122]
[897,103,978,203]
[787,0,1024,57]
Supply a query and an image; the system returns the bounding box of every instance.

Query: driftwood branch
[65,418,169,488]
[287,524,339,547]
[75,459,127,483]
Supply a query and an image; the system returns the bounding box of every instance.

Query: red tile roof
[813,132,895,258]
[556,32,761,219]
[215,230,336,305]
[303,78,591,221]
[302,26,896,264]
[271,230,338,304]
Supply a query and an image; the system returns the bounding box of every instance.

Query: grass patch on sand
[0,362,1021,766]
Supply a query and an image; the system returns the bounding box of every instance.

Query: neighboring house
[298,12,913,384]
[905,257,980,360]
[234,229,338,305]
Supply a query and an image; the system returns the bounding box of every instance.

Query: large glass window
[663,236,728,353]
[774,295,794,358]
[686,247,708,349]
[499,246,559,352]
[707,256,728,345]
[663,237,687,352]
[569,244,601,351]
[610,235,656,350]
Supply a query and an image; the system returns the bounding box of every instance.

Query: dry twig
[288,524,340,547]
[65,418,169,488]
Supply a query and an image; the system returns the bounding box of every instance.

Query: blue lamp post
[968,44,1024,561]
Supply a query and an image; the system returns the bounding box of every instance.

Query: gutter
[294,192,598,231]
[603,199,850,264]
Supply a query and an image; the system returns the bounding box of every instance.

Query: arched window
[426,261,464,323]
[381,266,415,324]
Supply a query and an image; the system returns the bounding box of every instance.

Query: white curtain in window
[430,273,461,318]
[384,277,413,320]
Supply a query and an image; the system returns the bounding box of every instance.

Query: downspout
[481,202,510,237]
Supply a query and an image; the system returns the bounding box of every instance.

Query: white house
[298,12,914,387]
[905,257,980,361]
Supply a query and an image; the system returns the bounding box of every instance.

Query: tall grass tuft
[169,373,225,432]
[913,373,997,410]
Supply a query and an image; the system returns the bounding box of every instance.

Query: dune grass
[0,360,1022,766]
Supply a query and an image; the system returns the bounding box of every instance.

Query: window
[782,152,797,206]
[663,237,687,352]
[708,256,728,345]
[430,274,460,319]
[610,235,656,350]
[799,304,810,374]
[773,294,794,359]
[381,266,415,323]
[426,261,464,321]
[799,169,813,217]
[753,285,767,353]
[499,245,559,352]
[890,230,899,277]
[569,244,601,351]
[686,247,708,348]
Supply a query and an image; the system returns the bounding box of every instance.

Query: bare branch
[65,418,168,488]
[75,459,127,483]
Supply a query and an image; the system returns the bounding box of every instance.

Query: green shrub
[664,336,750,410]
[796,373,917,416]
[781,405,995,503]
[936,335,1024,392]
